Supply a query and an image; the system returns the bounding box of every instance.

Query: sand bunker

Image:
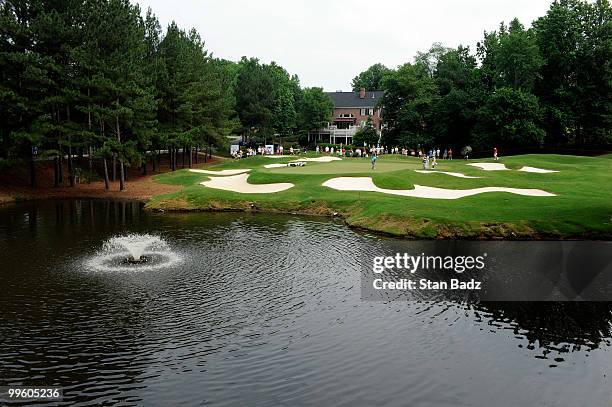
[264,155,291,158]
[200,173,293,194]
[414,170,481,179]
[518,166,559,173]
[467,163,509,171]
[264,163,288,169]
[292,156,342,163]
[189,169,251,176]
[467,163,559,173]
[322,177,555,199]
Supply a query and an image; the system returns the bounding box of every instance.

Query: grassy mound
[147,154,612,239]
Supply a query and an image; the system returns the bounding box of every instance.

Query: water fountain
[86,233,181,271]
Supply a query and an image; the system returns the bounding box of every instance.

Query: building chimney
[359,88,365,99]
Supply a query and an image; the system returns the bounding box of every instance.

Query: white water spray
[86,233,181,271]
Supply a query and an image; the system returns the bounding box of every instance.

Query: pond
[0,200,610,406]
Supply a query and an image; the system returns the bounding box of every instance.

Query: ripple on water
[0,202,611,406]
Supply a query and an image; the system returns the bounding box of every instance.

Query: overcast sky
[134,0,553,91]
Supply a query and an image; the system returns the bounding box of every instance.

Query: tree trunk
[29,151,36,188]
[88,146,93,183]
[67,106,74,187]
[112,155,116,182]
[152,152,156,172]
[53,156,59,187]
[182,146,186,168]
[195,146,199,164]
[188,146,192,168]
[119,160,125,191]
[87,93,92,181]
[103,157,110,191]
[58,152,64,185]
[68,144,74,187]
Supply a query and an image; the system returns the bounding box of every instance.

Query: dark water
[0,200,610,406]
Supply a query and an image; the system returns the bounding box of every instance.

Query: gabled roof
[326,91,384,108]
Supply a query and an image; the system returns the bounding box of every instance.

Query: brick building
[309,88,383,145]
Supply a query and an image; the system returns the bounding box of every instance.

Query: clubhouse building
[309,88,383,145]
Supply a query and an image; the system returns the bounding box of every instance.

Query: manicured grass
[147,154,612,239]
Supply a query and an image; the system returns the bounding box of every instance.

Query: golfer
[371,153,378,170]
[493,147,498,161]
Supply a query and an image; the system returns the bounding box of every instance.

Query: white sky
[134,0,553,91]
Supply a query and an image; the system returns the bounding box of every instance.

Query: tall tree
[266,62,297,137]
[298,87,333,133]
[380,63,438,148]
[473,87,545,149]
[235,57,275,140]
[351,63,391,91]
[477,19,544,92]
[431,46,482,148]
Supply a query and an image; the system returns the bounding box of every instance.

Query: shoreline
[143,198,612,241]
[2,192,610,241]
[3,152,610,241]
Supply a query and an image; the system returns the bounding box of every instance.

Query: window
[360,108,366,115]
[368,108,374,115]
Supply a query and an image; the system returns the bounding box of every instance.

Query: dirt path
[0,155,226,205]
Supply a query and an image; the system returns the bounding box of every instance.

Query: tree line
[352,0,611,152]
[0,0,333,189]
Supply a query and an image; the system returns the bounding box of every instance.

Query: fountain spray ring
[85,234,181,272]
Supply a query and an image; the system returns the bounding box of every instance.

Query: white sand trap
[414,170,481,179]
[322,177,555,199]
[264,155,291,158]
[291,156,342,163]
[264,163,288,169]
[189,168,251,176]
[467,163,509,171]
[200,173,293,194]
[518,166,559,173]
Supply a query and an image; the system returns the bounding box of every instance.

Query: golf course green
[147,153,612,239]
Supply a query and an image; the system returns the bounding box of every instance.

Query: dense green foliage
[351,63,391,91]
[353,116,379,146]
[360,0,611,151]
[0,0,327,189]
[0,0,608,192]
[299,87,334,134]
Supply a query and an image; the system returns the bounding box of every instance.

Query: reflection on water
[0,200,610,406]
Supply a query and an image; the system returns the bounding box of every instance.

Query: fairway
[150,154,612,239]
[268,156,420,174]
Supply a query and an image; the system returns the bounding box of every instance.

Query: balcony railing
[324,125,359,137]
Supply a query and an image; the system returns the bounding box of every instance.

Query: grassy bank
[146,153,612,239]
